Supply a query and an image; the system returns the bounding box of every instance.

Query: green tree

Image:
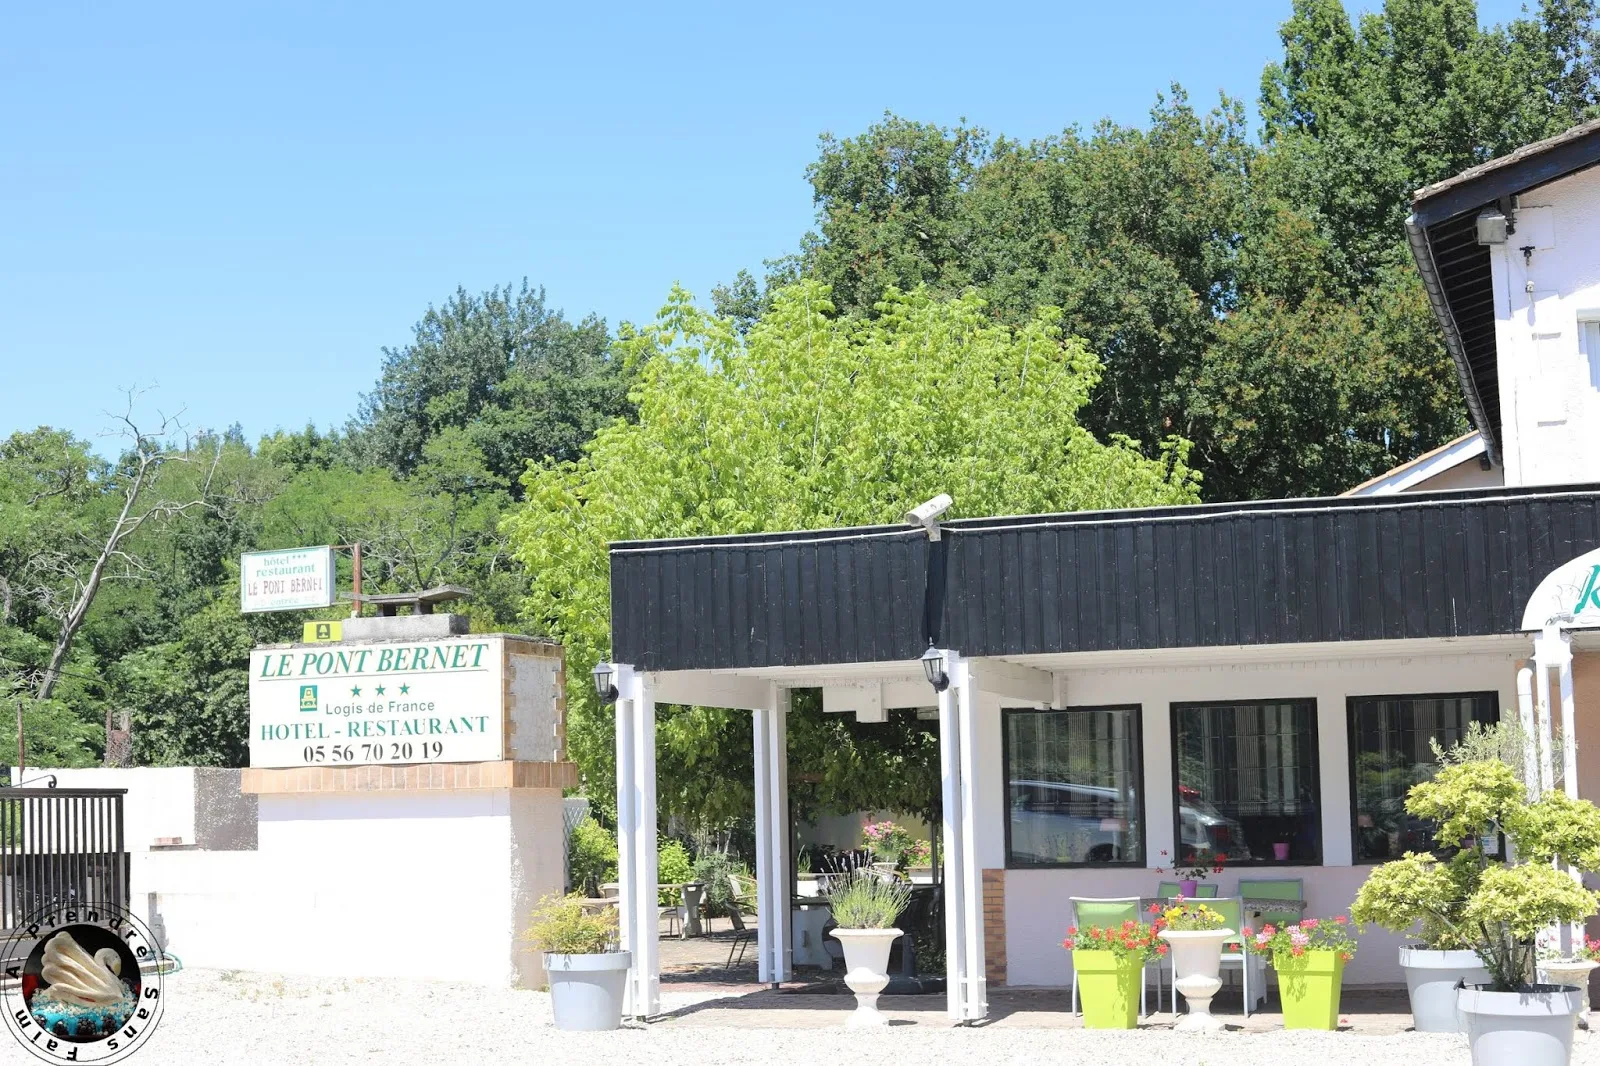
[348,281,633,488]
[506,281,1197,824]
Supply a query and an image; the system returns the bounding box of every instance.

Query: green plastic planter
[1074,950,1142,1029]
[1274,949,1345,1030]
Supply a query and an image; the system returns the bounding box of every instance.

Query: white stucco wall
[142,789,566,988]
[990,645,1523,987]
[1491,165,1600,486]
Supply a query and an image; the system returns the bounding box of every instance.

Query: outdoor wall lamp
[592,661,620,704]
[920,642,949,692]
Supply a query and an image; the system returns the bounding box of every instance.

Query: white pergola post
[614,665,659,1019]
[936,650,986,1022]
[752,683,793,985]
[1530,628,1583,952]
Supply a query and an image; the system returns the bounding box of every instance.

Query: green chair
[1068,897,1158,1017]
[1238,877,1304,930]
[1207,896,1265,1018]
[1156,881,1218,899]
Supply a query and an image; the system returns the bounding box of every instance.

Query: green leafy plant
[1351,760,1600,991]
[657,839,693,906]
[691,849,744,917]
[522,893,619,955]
[567,817,617,893]
[828,873,912,930]
[1244,915,1358,964]
[1063,919,1168,964]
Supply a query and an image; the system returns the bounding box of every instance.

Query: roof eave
[1405,212,1500,465]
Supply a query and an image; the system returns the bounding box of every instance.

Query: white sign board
[1521,546,1600,630]
[240,547,337,613]
[249,636,504,768]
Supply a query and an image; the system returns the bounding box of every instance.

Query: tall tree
[348,281,633,488]
[507,280,1197,824]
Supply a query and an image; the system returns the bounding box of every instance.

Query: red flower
[1066,926,1078,936]
[1156,943,1169,955]
[1148,903,1162,914]
[1241,926,1253,938]
[1262,923,1276,936]
[1302,918,1320,929]
[1291,946,1305,956]
[1333,915,1348,925]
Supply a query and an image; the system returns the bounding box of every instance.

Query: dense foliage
[1351,761,1600,990]
[506,281,1198,824]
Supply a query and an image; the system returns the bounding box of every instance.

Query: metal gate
[0,788,129,933]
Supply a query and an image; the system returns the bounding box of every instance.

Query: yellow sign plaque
[302,620,343,643]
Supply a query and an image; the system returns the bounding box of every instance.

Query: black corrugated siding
[610,486,1600,671]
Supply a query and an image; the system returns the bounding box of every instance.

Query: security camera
[904,493,953,541]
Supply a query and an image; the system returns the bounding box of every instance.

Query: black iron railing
[0,788,129,930]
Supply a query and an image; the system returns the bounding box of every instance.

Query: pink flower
[1301,918,1320,930]
[1333,915,1348,925]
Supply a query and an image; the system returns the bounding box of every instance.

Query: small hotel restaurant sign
[1522,546,1600,631]
[249,636,504,768]
[240,546,337,613]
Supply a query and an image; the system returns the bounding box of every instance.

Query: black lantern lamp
[592,660,620,704]
[920,641,949,692]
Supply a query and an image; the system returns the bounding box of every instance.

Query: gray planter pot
[1458,983,1585,1066]
[545,951,632,1031]
[1399,945,1491,1032]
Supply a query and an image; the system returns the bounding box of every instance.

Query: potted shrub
[1154,901,1233,1031]
[1243,915,1357,1029]
[826,872,913,1027]
[1351,760,1600,1066]
[1154,848,1224,897]
[523,893,631,1031]
[1351,850,1489,1032]
[1062,918,1168,1028]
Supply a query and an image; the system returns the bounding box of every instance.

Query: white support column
[752,684,793,984]
[1518,667,1539,798]
[936,650,986,1023]
[1533,636,1557,796]
[954,657,987,1021]
[616,665,659,1019]
[614,670,639,1016]
[936,651,967,1022]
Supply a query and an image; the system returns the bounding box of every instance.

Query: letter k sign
[1576,566,1600,617]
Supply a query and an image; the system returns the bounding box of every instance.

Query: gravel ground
[116,969,1600,1066]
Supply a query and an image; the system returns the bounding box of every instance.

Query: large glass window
[1348,692,1499,862]
[1004,706,1143,867]
[1172,700,1321,865]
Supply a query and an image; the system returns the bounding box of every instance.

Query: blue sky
[1,1,1531,450]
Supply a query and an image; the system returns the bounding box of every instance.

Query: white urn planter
[544,951,632,1031]
[1159,928,1235,1031]
[1398,946,1492,1032]
[829,927,901,1027]
[1458,984,1586,1066]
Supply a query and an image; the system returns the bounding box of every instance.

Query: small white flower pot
[829,927,901,1027]
[1159,928,1235,1031]
[1458,983,1586,1066]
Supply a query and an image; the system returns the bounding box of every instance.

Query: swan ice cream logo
[2,903,166,1063]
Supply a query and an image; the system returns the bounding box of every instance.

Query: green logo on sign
[1577,566,1600,617]
[299,684,318,711]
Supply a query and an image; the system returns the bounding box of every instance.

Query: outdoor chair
[724,873,758,969]
[1068,896,1160,1018]
[1237,878,1304,1002]
[1204,896,1266,1018]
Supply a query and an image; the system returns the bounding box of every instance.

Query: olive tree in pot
[1352,760,1600,1066]
[827,872,913,1027]
[523,893,631,1031]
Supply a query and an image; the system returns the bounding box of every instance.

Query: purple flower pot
[1178,879,1198,897]
[1273,842,1290,861]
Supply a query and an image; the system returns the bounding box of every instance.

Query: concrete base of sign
[145,779,571,988]
[341,613,470,641]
